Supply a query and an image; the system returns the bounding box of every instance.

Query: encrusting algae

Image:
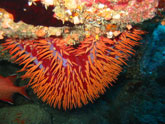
[0,0,163,110]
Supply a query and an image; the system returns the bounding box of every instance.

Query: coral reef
[0,0,163,110]
[0,0,160,42]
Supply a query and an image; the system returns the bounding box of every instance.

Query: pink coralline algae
[83,0,159,23]
[31,0,159,25]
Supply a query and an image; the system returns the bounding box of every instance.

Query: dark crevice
[0,0,74,27]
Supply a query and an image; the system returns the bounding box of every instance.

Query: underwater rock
[0,104,51,124]
[140,24,165,75]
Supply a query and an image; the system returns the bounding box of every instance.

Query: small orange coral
[35,27,48,37]
[161,20,165,26]
[106,24,118,31]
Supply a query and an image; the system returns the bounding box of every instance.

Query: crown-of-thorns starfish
[2,29,145,110]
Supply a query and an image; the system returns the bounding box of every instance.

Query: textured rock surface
[0,104,51,124]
